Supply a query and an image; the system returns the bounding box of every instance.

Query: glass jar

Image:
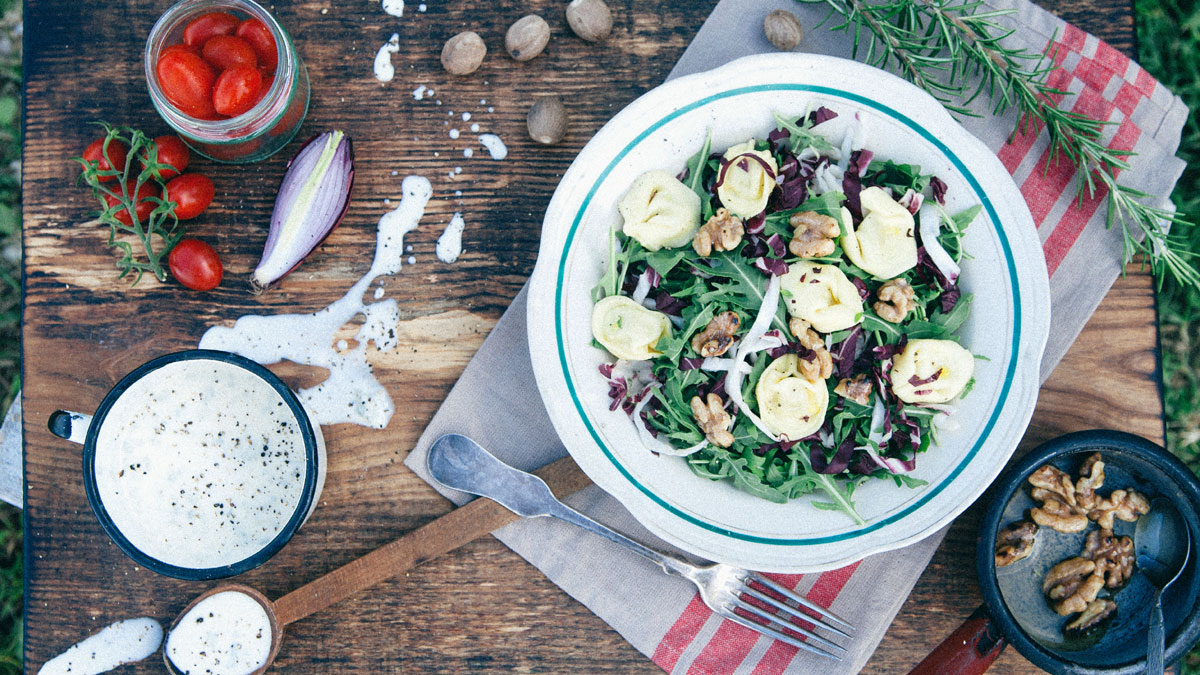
[144,0,309,163]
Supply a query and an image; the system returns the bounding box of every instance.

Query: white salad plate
[527,53,1051,573]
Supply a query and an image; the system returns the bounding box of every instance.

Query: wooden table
[22,0,1157,672]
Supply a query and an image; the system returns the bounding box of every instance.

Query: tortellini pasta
[591,295,672,361]
[618,170,702,251]
[755,354,829,440]
[889,339,975,404]
[780,263,864,333]
[840,186,918,280]
[716,140,778,218]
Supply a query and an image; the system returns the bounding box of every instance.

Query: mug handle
[48,410,92,445]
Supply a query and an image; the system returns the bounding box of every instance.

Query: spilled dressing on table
[436,212,465,263]
[38,618,162,675]
[373,33,400,83]
[200,176,433,429]
[166,591,272,675]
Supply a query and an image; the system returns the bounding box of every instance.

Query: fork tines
[725,572,856,661]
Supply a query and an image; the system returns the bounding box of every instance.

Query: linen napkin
[405,1,1190,672]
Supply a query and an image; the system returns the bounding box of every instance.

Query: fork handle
[543,499,696,579]
[272,456,593,627]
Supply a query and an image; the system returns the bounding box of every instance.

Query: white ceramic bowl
[527,53,1050,573]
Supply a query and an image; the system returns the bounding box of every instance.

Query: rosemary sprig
[801,0,1199,291]
[75,122,185,284]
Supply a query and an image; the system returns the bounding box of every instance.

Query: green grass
[0,0,18,671]
[1137,0,1200,671]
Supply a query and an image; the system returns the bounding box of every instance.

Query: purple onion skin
[252,131,356,293]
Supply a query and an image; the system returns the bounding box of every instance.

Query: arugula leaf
[685,130,713,203]
[692,251,789,332]
[655,304,714,362]
[646,247,690,276]
[865,160,931,194]
[772,111,837,155]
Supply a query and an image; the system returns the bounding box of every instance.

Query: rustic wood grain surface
[21,0,1155,672]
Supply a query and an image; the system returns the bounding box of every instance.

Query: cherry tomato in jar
[160,43,200,60]
[212,66,262,117]
[252,72,275,107]
[156,50,217,119]
[183,12,239,48]
[236,18,277,71]
[103,180,159,226]
[168,238,223,291]
[82,138,129,181]
[165,173,214,220]
[201,34,257,71]
[140,135,190,180]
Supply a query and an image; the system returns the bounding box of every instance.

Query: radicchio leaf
[850,276,869,300]
[765,233,787,258]
[832,325,863,379]
[741,235,769,259]
[655,291,686,316]
[908,370,942,387]
[931,176,948,205]
[940,284,962,313]
[807,106,838,127]
[812,436,856,474]
[744,212,766,235]
[753,257,789,277]
[679,357,705,371]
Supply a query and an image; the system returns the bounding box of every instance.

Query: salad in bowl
[527,53,1049,572]
[590,106,981,525]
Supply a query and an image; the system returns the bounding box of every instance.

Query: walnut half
[690,393,734,448]
[1082,528,1134,589]
[787,317,832,381]
[873,278,915,323]
[788,210,839,258]
[834,374,873,406]
[1042,557,1104,616]
[1064,599,1117,638]
[692,208,745,257]
[691,311,741,358]
[995,520,1038,567]
[1088,488,1151,530]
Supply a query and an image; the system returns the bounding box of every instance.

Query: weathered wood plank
[22,0,1150,672]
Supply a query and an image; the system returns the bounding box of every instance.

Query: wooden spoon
[161,454,592,674]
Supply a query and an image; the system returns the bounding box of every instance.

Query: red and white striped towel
[405,0,1188,672]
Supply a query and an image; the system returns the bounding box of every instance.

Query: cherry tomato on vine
[169,238,223,291]
[140,135,191,180]
[201,34,257,71]
[156,50,217,119]
[183,12,239,48]
[103,180,159,226]
[236,18,277,71]
[165,173,214,220]
[212,66,262,117]
[82,138,129,182]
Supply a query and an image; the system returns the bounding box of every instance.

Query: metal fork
[427,434,855,661]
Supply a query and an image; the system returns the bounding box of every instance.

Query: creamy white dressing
[382,0,404,17]
[418,3,426,10]
[478,134,507,160]
[411,84,431,100]
[448,128,459,139]
[373,34,400,83]
[463,148,474,158]
[38,618,162,675]
[436,213,465,263]
[94,360,307,569]
[461,112,471,121]
[166,592,272,675]
[200,176,433,429]
[470,123,479,133]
